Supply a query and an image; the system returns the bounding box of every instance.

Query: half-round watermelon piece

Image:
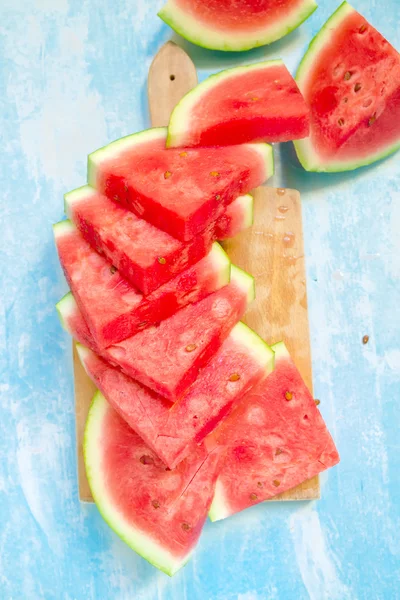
[167,60,310,148]
[84,391,221,575]
[158,0,317,52]
[294,1,400,172]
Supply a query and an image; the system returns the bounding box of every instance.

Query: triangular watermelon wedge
[208,342,340,521]
[84,391,221,576]
[88,127,273,241]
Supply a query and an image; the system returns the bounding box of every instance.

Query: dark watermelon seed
[181,522,191,531]
[185,343,197,352]
[210,171,220,177]
[229,373,241,382]
[140,455,154,465]
[152,500,160,509]
[359,24,367,34]
[273,480,281,488]
[344,71,352,81]
[127,216,133,221]
[368,114,377,127]
[250,493,258,501]
[110,265,117,275]
[285,391,293,401]
[179,151,187,157]
[343,97,348,103]
[275,448,283,456]
[314,399,321,406]
[338,118,345,127]
[158,256,167,265]
[257,481,263,488]
[164,171,172,179]
[354,83,362,93]
[215,194,221,201]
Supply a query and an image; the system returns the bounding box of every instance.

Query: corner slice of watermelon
[104,264,255,402]
[75,321,274,469]
[84,391,221,575]
[53,220,230,348]
[65,185,253,295]
[294,1,400,172]
[158,0,317,52]
[208,342,340,522]
[167,60,309,148]
[87,127,273,242]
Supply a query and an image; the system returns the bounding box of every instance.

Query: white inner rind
[158,0,317,52]
[84,391,193,576]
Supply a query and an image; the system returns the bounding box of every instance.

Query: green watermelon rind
[230,263,255,307]
[208,242,232,287]
[64,184,94,218]
[167,60,283,148]
[208,340,282,523]
[84,390,192,576]
[294,1,400,172]
[158,0,318,52]
[235,194,254,231]
[87,128,168,188]
[53,219,75,238]
[56,292,75,334]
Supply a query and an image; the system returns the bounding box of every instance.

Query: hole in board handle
[170,74,175,81]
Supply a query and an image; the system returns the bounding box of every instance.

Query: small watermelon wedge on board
[65,317,274,468]
[167,60,310,148]
[65,184,253,295]
[158,0,317,52]
[88,127,273,241]
[105,265,254,401]
[84,391,221,576]
[208,343,340,521]
[53,220,230,348]
[294,1,400,172]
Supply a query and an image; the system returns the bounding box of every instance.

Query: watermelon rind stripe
[87,127,167,188]
[167,60,283,148]
[158,0,317,52]
[55,292,75,334]
[294,1,400,172]
[84,390,192,576]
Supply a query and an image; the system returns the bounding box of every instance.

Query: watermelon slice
[167,60,309,148]
[84,391,221,575]
[294,1,400,172]
[76,321,274,469]
[53,220,230,348]
[208,342,340,521]
[65,184,253,295]
[105,265,254,401]
[158,0,317,52]
[87,127,273,241]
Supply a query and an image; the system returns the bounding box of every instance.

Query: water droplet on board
[275,214,286,221]
[277,188,286,196]
[283,232,295,247]
[332,270,344,281]
[278,205,289,214]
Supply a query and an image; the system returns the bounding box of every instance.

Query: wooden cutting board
[73,41,319,502]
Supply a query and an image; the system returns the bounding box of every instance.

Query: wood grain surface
[74,41,318,502]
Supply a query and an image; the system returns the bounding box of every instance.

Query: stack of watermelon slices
[54,62,340,577]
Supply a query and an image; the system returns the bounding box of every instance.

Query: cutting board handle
[148,41,198,128]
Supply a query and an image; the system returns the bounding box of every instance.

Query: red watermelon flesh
[76,321,274,469]
[208,342,340,521]
[88,128,273,242]
[295,2,400,171]
[65,185,253,295]
[53,220,230,348]
[167,60,309,148]
[84,391,221,575]
[105,265,254,402]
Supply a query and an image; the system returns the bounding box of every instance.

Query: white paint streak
[290,505,351,600]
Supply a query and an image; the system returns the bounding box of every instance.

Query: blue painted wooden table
[1,1,399,598]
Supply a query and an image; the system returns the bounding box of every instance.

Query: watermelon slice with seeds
[88,127,273,241]
[167,60,309,148]
[104,264,254,401]
[53,220,230,348]
[208,342,340,521]
[294,1,400,172]
[65,184,253,295]
[158,0,317,52]
[58,301,274,467]
[84,391,221,575]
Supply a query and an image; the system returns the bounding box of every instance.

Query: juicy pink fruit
[87,127,273,241]
[104,265,254,401]
[84,391,221,575]
[70,319,275,469]
[53,220,230,348]
[208,342,340,521]
[167,60,309,148]
[65,185,253,295]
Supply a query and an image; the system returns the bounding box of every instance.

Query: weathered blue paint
[1,1,399,598]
